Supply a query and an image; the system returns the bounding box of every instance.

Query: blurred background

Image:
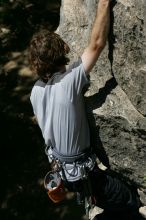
[0,0,86,219]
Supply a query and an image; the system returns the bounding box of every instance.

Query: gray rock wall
[58,0,146,204]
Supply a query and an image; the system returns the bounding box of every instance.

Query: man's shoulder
[34,79,46,88]
[67,58,82,73]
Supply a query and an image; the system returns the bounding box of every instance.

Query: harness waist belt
[52,147,91,163]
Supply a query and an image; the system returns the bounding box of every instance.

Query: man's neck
[58,65,66,73]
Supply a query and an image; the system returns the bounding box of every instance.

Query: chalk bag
[44,171,66,203]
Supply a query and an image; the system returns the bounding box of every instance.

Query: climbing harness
[44,145,97,218]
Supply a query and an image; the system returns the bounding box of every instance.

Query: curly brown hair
[29,29,70,82]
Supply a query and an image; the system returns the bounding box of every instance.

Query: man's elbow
[91,39,106,54]
[96,39,106,51]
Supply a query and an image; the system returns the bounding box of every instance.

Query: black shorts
[89,166,141,212]
[64,165,141,213]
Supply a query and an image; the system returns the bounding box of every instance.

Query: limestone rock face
[58,0,146,203]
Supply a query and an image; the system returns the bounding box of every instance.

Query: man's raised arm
[81,0,111,74]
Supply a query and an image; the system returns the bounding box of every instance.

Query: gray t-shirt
[30,59,90,158]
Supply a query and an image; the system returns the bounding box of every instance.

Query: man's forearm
[81,0,111,73]
[90,0,111,50]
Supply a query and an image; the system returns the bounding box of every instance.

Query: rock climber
[29,0,145,219]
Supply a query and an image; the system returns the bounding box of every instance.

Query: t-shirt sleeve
[61,58,89,102]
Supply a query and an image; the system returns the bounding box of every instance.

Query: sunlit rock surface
[58,0,146,204]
